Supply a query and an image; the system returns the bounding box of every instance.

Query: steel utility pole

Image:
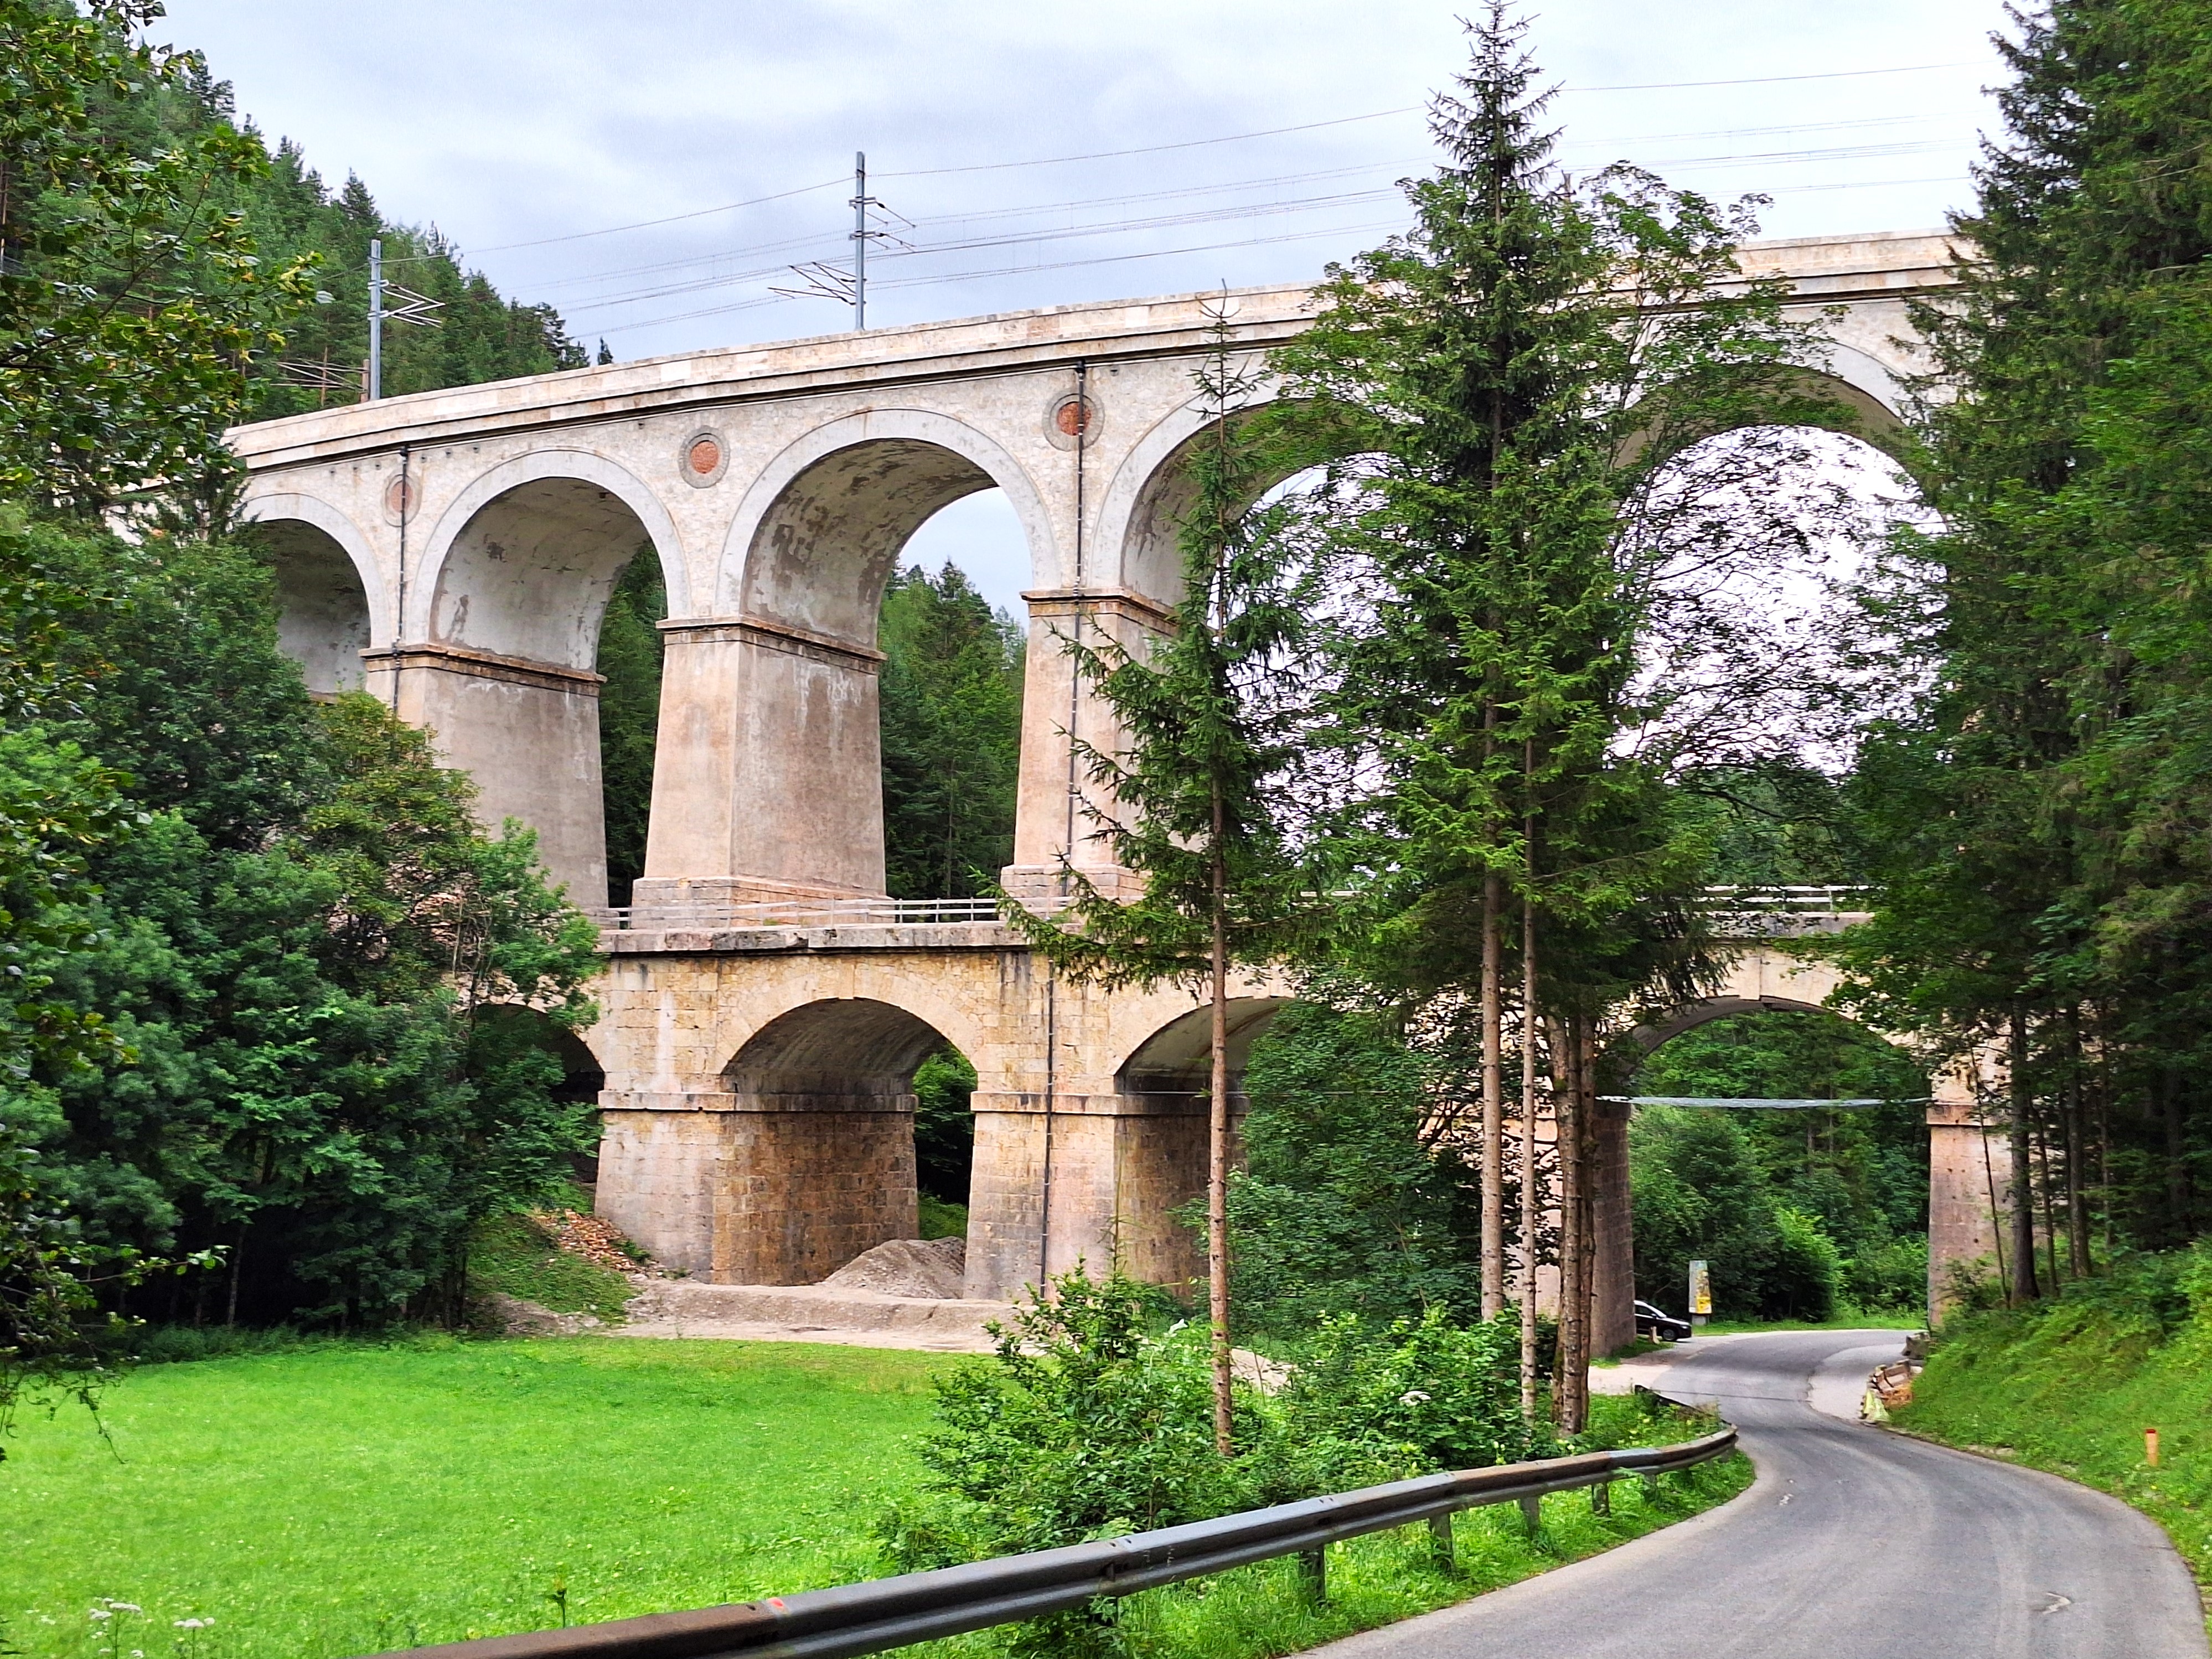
[851,152,869,329]
[367,237,384,400]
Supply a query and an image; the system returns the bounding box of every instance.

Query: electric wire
[459,58,1989,269]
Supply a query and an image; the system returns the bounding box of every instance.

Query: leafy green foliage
[877,564,1022,900]
[911,1046,975,1208]
[1833,0,2212,1265]
[596,551,665,907]
[1227,1002,1479,1335]
[10,526,600,1327]
[886,1274,1255,1568]
[1629,1011,1928,1316]
[1270,10,1855,1020]
[1276,1308,1543,1479]
[0,1,312,514]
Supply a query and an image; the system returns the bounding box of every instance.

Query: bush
[1766,1206,1842,1321]
[881,1272,1255,1573]
[1270,1307,1548,1490]
[881,1270,1259,1658]
[1843,1234,1929,1314]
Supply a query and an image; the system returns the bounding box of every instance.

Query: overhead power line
[462,59,1990,263]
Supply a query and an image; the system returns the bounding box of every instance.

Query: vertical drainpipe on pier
[390,442,411,714]
[1038,360,1091,1289]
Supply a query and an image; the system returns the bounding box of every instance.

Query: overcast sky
[156,1,2014,611]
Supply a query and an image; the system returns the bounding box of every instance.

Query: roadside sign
[1688,1259,1712,1319]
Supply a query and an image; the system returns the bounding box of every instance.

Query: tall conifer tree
[1274,6,1856,1416]
[1009,305,1320,1452]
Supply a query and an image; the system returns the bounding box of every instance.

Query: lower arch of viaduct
[587,917,1292,1304]
[223,231,1999,1330]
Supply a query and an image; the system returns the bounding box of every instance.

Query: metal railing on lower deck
[591,886,1873,934]
[590,896,1069,931]
[372,1423,1737,1659]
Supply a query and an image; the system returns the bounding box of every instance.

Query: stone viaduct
[228,228,2003,1338]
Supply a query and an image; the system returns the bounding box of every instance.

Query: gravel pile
[817,1236,968,1299]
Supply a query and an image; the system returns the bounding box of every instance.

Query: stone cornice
[361,641,604,692]
[657,613,887,667]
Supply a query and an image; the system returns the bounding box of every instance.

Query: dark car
[1636,1300,1694,1342]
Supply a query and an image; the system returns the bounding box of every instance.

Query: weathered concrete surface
[619,1274,1006,1348]
[585,921,1286,1303]
[231,234,1954,906]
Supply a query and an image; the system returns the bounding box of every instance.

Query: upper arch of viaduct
[231,228,1956,911]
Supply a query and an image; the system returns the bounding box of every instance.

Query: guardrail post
[1518,1495,1542,1537]
[1299,1547,1326,1604]
[1590,1480,1610,1516]
[1640,1473,1661,1502]
[1428,1512,1454,1570]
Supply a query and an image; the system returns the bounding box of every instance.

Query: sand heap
[816,1236,968,1299]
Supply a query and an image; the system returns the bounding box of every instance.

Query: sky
[157,1,2015,612]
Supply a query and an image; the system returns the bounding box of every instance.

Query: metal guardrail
[375,1424,1736,1659]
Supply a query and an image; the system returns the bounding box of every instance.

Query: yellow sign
[1688,1260,1712,1317]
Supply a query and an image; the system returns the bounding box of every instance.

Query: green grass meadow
[2,1337,948,1658]
[2,1338,1749,1659]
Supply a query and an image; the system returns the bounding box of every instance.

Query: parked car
[1636,1300,1694,1342]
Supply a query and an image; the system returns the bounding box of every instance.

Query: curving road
[1309,1329,2208,1659]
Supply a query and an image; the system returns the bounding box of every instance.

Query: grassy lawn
[2,1338,1750,1659]
[1,1336,949,1658]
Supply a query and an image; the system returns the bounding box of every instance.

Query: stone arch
[1083,995,1295,1290]
[1097,384,1316,607]
[1116,995,1295,1096]
[416,449,690,665]
[719,410,1060,637]
[241,491,386,695]
[391,452,685,907]
[711,995,980,1284]
[1630,992,1846,1055]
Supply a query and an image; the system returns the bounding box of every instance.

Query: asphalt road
[1309,1329,2209,1659]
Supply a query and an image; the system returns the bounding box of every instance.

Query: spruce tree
[1007,305,1321,1452]
[1839,0,2212,1279]
[1273,5,1856,1418]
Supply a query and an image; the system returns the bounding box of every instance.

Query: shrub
[1766,1207,1842,1321]
[1269,1306,1547,1491]
[880,1271,1258,1573]
[1843,1234,1928,1313]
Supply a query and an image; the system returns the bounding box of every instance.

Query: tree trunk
[1519,892,1540,1427]
[1208,828,1233,1456]
[2034,1108,2060,1293]
[2008,1007,2039,1304]
[2063,1025,2089,1279]
[1480,870,1505,1319]
[1552,1012,1585,1434]
[2162,1069,2188,1243]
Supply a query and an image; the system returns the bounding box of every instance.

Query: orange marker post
[2146,1427,2161,1467]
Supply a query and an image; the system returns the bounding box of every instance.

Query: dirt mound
[818,1236,967,1299]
